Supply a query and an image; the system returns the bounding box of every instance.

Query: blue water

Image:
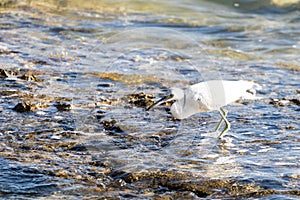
[0,0,299,199]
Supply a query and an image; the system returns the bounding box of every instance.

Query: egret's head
[146,87,184,111]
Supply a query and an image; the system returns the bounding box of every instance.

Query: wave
[204,0,300,13]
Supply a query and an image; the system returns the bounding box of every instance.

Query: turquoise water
[0,0,299,199]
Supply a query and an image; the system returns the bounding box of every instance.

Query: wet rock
[0,89,20,96]
[69,144,88,152]
[290,98,300,106]
[0,68,13,77]
[101,119,123,133]
[94,99,112,107]
[205,49,262,61]
[1,67,43,82]
[55,102,72,111]
[119,170,263,198]
[95,110,106,119]
[49,51,79,62]
[128,92,155,108]
[275,62,300,71]
[0,49,19,54]
[18,74,42,82]
[225,189,300,199]
[13,102,48,112]
[121,170,211,196]
[0,69,9,77]
[282,125,297,130]
[269,98,300,107]
[95,72,162,85]
[270,98,291,106]
[59,131,81,139]
[97,82,114,88]
[152,194,173,200]
[29,59,48,65]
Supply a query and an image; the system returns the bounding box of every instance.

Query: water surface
[0,0,299,199]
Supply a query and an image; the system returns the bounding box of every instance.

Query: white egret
[146,80,260,138]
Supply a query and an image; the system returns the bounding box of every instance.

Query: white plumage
[147,80,261,138]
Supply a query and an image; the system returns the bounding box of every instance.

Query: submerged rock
[18,74,42,82]
[0,67,42,82]
[13,101,48,112]
[55,102,72,111]
[269,97,300,107]
[101,119,123,133]
[0,68,14,77]
[119,170,261,198]
[128,92,155,108]
[0,0,17,7]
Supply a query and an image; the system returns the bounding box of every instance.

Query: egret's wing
[190,80,228,110]
[189,82,216,111]
[221,80,261,102]
[189,80,261,109]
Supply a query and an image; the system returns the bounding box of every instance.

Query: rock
[269,97,300,107]
[18,74,42,82]
[101,119,123,133]
[128,92,155,108]
[69,144,88,152]
[13,102,38,112]
[97,82,114,88]
[55,102,72,111]
[0,69,11,77]
[13,101,48,112]
[0,0,17,7]
[95,110,106,119]
[290,98,300,106]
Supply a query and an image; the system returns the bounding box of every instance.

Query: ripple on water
[0,159,60,198]
[1,0,300,198]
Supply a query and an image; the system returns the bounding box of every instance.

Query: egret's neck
[170,97,206,119]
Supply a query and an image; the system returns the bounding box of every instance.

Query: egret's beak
[146,93,174,111]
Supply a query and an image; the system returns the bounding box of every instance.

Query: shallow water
[0,0,299,199]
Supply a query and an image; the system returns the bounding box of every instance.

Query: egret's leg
[215,108,228,132]
[215,118,223,132]
[217,108,231,139]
